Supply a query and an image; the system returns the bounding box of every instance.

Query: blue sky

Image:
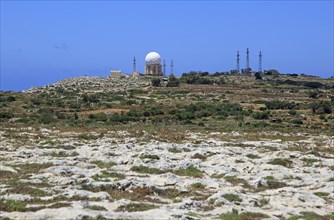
[1,1,333,91]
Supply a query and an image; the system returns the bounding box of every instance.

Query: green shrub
[308,90,319,99]
[288,110,297,115]
[246,154,260,159]
[116,203,157,212]
[0,112,14,119]
[220,209,270,220]
[265,100,297,110]
[190,182,205,189]
[311,101,332,114]
[91,160,115,169]
[166,74,180,87]
[290,119,303,125]
[88,113,108,122]
[0,199,26,212]
[223,194,242,202]
[131,165,165,174]
[39,115,57,124]
[268,158,293,168]
[319,115,326,120]
[191,153,207,160]
[253,111,270,120]
[140,154,160,160]
[151,78,161,87]
[174,165,203,178]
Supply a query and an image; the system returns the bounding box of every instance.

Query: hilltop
[0,73,333,219]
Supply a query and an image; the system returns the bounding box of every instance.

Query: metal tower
[236,51,240,74]
[258,51,262,72]
[246,48,250,70]
[133,57,136,72]
[170,59,174,75]
[163,59,166,76]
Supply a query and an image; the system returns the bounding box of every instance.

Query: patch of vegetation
[222,194,242,203]
[92,170,125,181]
[220,209,270,220]
[139,154,160,160]
[191,153,207,160]
[189,182,205,190]
[14,162,53,173]
[0,170,17,179]
[313,192,329,198]
[253,111,270,120]
[166,74,180,87]
[115,203,157,212]
[211,173,225,179]
[130,165,166,174]
[265,176,275,181]
[290,119,303,125]
[88,113,108,122]
[0,112,14,120]
[256,197,270,207]
[327,177,334,182]
[0,199,27,212]
[180,72,216,85]
[265,100,297,110]
[85,205,107,211]
[7,184,50,197]
[224,176,252,189]
[185,212,199,217]
[168,146,182,153]
[268,158,293,168]
[90,160,116,169]
[151,78,161,87]
[301,157,318,166]
[49,151,79,157]
[246,153,260,159]
[266,180,287,189]
[288,211,334,220]
[174,165,203,178]
[311,101,332,114]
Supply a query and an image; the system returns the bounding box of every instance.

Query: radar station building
[145,52,162,75]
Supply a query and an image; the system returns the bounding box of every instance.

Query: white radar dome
[145,52,161,65]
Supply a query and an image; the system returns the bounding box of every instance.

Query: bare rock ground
[0,128,333,219]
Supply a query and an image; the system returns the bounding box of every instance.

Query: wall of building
[145,64,162,75]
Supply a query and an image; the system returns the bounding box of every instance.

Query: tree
[264,69,279,75]
[151,78,161,87]
[311,101,332,114]
[308,90,319,99]
[166,74,180,87]
[254,72,263,80]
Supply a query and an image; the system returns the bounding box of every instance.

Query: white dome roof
[145,52,161,65]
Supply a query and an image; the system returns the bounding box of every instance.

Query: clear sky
[1,1,333,91]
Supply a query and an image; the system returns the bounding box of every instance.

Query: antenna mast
[170,59,174,75]
[236,51,240,74]
[258,51,262,72]
[246,48,250,71]
[133,57,136,72]
[163,59,166,76]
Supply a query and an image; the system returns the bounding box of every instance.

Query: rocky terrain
[1,74,333,219]
[24,76,151,94]
[0,127,333,220]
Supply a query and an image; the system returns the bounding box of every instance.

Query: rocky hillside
[0,74,333,219]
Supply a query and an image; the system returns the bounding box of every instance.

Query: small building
[132,71,141,79]
[109,70,122,78]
